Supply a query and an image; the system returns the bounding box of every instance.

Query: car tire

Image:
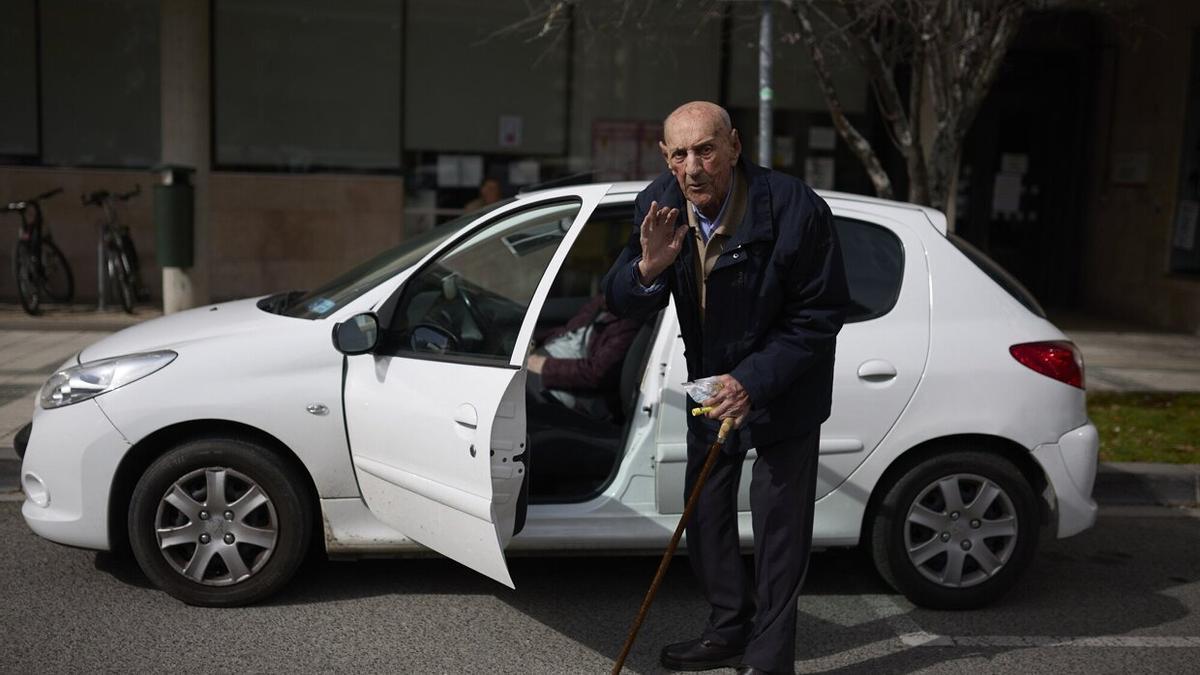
[868,450,1039,610]
[128,437,312,607]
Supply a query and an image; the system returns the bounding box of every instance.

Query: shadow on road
[83,513,1199,673]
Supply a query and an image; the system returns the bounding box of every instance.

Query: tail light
[1009,341,1084,389]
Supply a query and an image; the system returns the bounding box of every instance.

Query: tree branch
[783,0,894,199]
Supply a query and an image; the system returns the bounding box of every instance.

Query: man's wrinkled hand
[527,354,546,374]
[637,200,684,284]
[705,374,750,429]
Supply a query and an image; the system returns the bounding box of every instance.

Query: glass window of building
[214,0,403,172]
[39,0,161,167]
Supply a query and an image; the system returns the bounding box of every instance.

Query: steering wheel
[410,323,458,354]
[444,273,492,342]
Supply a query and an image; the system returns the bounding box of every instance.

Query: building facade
[0,0,1196,332]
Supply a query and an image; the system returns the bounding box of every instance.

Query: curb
[1094,462,1200,507]
[0,304,161,332]
[0,458,18,494]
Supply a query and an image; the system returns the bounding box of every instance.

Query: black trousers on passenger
[683,425,821,673]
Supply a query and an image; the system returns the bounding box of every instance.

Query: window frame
[834,215,906,324]
[377,197,585,368]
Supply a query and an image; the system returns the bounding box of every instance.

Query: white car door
[341,188,606,587]
[808,207,929,498]
[654,205,930,512]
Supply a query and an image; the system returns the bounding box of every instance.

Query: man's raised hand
[637,200,684,285]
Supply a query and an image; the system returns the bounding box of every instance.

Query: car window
[383,200,583,364]
[835,217,905,323]
[948,234,1047,319]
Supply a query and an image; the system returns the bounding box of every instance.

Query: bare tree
[783,0,1029,214]
[507,0,1058,216]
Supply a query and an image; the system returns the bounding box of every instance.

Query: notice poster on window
[499,115,523,148]
[509,159,540,186]
[593,120,666,181]
[436,155,461,187]
[436,154,484,187]
[992,173,1023,216]
[804,157,835,190]
[808,126,837,151]
[1174,200,1199,250]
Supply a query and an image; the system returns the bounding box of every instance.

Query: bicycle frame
[84,186,141,312]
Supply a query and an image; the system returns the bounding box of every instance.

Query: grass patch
[1088,392,1200,464]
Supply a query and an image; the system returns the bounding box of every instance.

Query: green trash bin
[153,165,195,268]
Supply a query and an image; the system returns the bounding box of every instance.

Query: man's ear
[659,141,671,168]
[729,129,742,163]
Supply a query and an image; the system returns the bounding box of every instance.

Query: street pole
[758,0,773,168]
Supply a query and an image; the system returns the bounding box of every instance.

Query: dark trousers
[684,425,820,673]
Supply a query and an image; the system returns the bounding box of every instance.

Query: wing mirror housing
[331,312,380,355]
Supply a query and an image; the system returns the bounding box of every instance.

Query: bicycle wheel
[13,241,41,315]
[105,244,135,314]
[40,239,74,303]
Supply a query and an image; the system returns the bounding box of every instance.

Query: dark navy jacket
[602,158,850,449]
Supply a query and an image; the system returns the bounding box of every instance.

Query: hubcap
[904,473,1018,589]
[153,467,278,586]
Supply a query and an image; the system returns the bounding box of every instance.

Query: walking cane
[611,413,736,674]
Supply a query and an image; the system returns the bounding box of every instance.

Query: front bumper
[20,399,129,551]
[1031,421,1100,538]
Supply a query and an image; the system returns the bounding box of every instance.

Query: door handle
[857,359,897,382]
[453,403,478,428]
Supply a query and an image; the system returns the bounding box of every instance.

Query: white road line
[860,595,952,647]
[860,594,1200,649]
[946,636,1200,648]
[1100,505,1200,519]
[794,638,908,673]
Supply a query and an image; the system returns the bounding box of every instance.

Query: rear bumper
[20,400,128,551]
[1031,421,1099,538]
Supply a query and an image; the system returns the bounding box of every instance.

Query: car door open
[339,189,606,587]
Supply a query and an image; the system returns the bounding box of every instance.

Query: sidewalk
[0,303,160,461]
[1053,310,1200,392]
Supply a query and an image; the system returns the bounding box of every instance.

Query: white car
[19,182,1098,608]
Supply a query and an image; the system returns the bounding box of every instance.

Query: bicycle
[83,185,146,314]
[5,187,74,315]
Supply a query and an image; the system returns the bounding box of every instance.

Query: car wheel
[128,437,312,606]
[869,450,1039,610]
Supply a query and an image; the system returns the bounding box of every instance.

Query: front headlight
[40,350,177,409]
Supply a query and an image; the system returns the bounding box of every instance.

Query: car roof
[517,180,948,235]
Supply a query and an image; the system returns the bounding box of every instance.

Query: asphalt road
[1,503,1198,673]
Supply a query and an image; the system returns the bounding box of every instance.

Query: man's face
[659,113,741,217]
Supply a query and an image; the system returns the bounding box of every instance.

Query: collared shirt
[691,167,736,244]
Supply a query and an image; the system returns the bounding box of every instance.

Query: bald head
[659,101,742,219]
[664,101,732,135]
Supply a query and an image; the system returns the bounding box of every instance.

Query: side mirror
[331,313,380,355]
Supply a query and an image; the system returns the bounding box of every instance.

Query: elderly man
[602,101,850,674]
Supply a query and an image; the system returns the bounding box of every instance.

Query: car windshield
[280,199,515,319]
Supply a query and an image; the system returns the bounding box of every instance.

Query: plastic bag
[682,376,723,405]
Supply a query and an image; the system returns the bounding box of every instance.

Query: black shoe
[659,638,744,671]
[735,667,792,675]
